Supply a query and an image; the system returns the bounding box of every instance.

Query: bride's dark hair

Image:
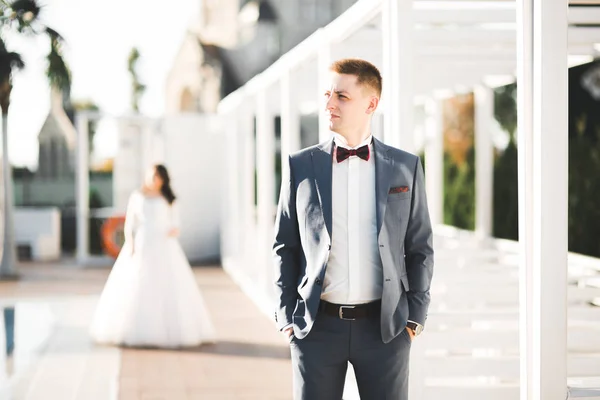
[154,164,176,205]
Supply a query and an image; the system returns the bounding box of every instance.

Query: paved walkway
[0,261,293,400]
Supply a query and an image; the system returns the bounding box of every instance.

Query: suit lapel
[373,137,393,236]
[311,140,333,240]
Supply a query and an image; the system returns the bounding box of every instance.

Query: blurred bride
[90,164,216,347]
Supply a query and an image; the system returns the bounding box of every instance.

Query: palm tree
[0,0,71,278]
[127,47,145,112]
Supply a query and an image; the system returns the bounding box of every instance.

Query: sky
[6,0,199,169]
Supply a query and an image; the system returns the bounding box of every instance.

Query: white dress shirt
[320,134,384,305]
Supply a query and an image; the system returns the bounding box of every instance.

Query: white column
[256,89,276,292]
[474,85,494,239]
[75,114,90,265]
[424,96,444,227]
[0,112,17,278]
[240,103,256,276]
[382,0,414,152]
[381,1,393,146]
[223,110,240,262]
[318,38,332,143]
[517,0,534,394]
[518,0,568,398]
[280,69,301,167]
[532,0,568,397]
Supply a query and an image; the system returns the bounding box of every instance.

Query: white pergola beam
[219,9,600,116]
[412,2,600,25]
[322,0,383,44]
[412,26,600,46]
[569,5,600,24]
[414,1,515,24]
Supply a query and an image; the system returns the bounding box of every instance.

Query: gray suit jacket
[273,137,434,343]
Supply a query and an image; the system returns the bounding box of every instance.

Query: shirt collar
[333,133,373,150]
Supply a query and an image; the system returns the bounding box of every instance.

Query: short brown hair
[329,58,382,97]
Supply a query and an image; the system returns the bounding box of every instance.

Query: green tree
[0,0,70,278]
[127,47,145,112]
[492,83,519,240]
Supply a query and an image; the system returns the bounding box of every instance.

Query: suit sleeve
[404,157,434,326]
[272,156,301,330]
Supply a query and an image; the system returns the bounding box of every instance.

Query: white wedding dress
[90,190,216,347]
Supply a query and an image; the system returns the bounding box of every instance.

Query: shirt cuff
[280,323,293,332]
[407,320,423,329]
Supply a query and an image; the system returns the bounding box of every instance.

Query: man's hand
[406,327,415,341]
[283,327,294,339]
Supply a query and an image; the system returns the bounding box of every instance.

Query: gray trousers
[289,312,411,400]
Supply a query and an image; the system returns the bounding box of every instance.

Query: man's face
[324,72,378,137]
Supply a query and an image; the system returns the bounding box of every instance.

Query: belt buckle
[339,305,356,320]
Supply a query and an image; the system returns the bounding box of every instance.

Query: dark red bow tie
[336,144,370,163]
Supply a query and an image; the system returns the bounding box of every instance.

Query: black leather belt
[319,300,381,320]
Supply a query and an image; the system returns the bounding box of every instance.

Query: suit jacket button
[315,278,322,285]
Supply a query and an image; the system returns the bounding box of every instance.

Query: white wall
[113,118,165,211]
[14,207,61,261]
[163,115,223,264]
[113,114,224,264]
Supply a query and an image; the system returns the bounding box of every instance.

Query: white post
[518,0,569,398]
[474,85,494,239]
[381,0,393,146]
[382,0,414,152]
[281,69,301,166]
[75,114,90,265]
[396,0,414,153]
[517,0,534,397]
[256,89,276,292]
[240,102,256,277]
[0,113,17,278]
[424,95,444,227]
[532,0,568,397]
[517,0,535,395]
[318,36,332,143]
[224,110,240,261]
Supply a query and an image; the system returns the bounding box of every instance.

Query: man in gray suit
[273,58,434,400]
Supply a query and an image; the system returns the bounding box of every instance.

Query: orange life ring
[101,216,126,258]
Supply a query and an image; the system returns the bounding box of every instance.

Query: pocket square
[389,186,409,194]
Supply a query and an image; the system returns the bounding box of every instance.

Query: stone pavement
[0,261,293,400]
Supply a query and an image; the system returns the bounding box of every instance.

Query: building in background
[165,0,358,114]
[36,90,76,180]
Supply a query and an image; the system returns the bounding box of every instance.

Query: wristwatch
[406,321,424,336]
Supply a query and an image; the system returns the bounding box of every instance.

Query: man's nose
[325,95,336,110]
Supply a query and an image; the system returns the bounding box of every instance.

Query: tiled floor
[0,261,293,400]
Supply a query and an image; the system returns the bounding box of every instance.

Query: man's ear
[366,96,379,114]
